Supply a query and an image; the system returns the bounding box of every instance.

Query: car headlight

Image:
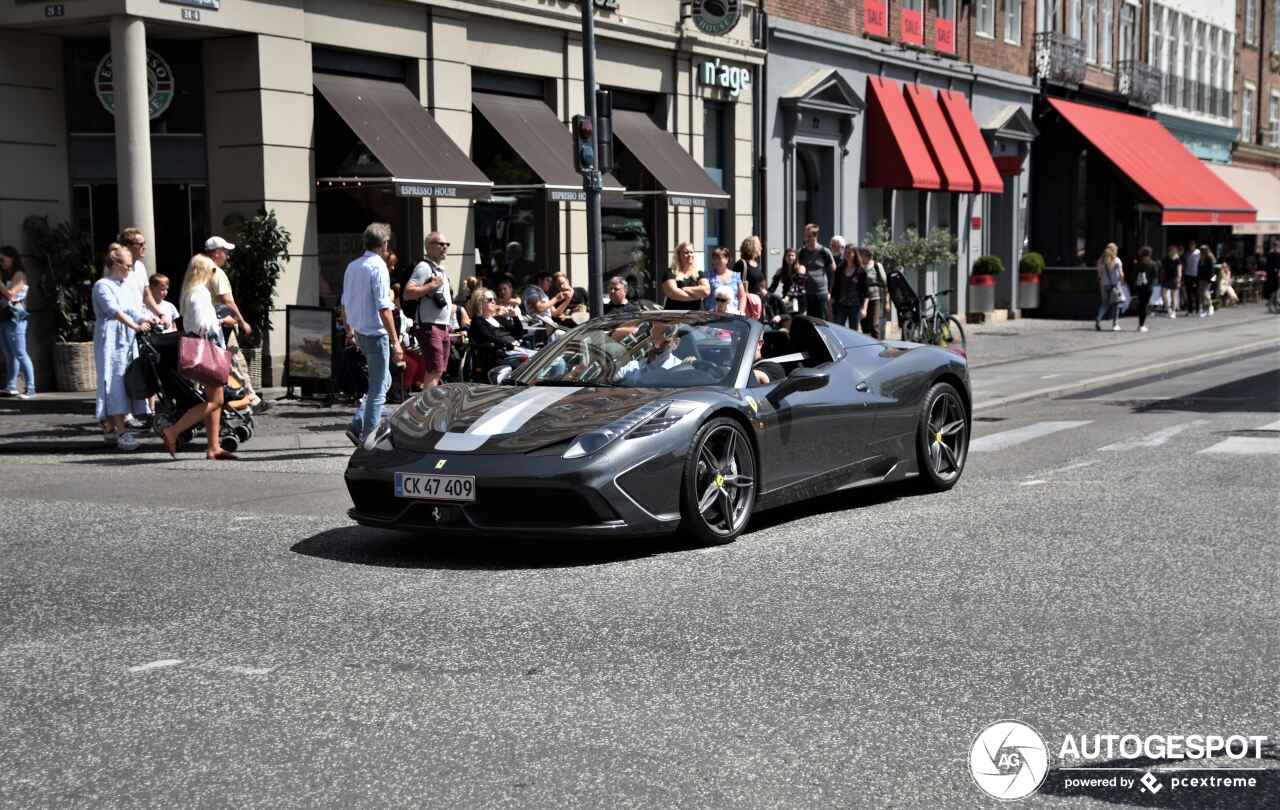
[564,400,678,459]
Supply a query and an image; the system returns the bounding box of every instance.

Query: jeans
[0,317,35,393]
[1097,285,1118,326]
[352,332,390,438]
[831,304,860,330]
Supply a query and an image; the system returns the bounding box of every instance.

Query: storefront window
[604,91,663,300]
[64,39,205,135]
[703,101,727,267]
[470,108,548,282]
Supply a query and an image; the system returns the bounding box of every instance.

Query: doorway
[72,182,209,290]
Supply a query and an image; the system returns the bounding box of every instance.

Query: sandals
[206,449,238,461]
[161,430,177,459]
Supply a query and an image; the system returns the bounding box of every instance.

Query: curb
[973,337,1280,413]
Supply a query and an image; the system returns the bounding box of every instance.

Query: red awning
[864,77,940,190]
[903,84,975,192]
[1048,97,1257,225]
[938,90,1004,193]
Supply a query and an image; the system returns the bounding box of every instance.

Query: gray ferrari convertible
[345,311,970,544]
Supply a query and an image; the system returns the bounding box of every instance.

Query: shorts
[416,323,450,374]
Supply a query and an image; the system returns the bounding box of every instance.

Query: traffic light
[572,114,596,172]
[595,90,613,171]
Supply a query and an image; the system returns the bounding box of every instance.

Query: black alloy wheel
[914,382,968,491]
[680,417,757,545]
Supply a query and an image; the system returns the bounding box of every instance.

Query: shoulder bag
[178,333,232,388]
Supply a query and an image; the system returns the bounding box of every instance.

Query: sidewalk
[1,304,1276,452]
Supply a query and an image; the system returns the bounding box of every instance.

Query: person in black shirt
[798,224,834,319]
[751,336,785,385]
[604,276,641,315]
[661,241,710,310]
[830,244,866,329]
[733,235,766,300]
[466,288,528,374]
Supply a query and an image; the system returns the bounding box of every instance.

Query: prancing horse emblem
[431,507,441,524]
[435,460,446,469]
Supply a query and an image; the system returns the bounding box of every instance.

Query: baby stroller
[135,331,256,453]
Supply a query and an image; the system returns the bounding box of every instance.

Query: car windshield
[512,314,753,389]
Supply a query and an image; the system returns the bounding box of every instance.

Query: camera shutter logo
[969,720,1049,800]
[690,0,741,36]
[95,50,175,120]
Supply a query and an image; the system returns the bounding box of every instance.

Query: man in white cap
[204,235,274,414]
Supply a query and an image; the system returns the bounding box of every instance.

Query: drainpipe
[755,2,769,250]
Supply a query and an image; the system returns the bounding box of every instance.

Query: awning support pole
[581,1,604,317]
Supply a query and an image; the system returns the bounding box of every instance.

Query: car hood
[391,383,673,454]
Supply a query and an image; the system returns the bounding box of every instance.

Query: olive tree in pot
[224,210,292,388]
[968,254,1004,318]
[27,216,99,391]
[862,221,957,330]
[1018,251,1045,310]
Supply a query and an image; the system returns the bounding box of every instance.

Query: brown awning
[472,93,624,203]
[611,110,730,209]
[313,72,492,200]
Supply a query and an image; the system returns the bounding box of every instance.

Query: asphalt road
[1,350,1277,809]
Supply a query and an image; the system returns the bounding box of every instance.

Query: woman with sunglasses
[92,243,157,450]
[466,287,529,378]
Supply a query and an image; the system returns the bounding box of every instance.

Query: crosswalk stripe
[969,421,1093,453]
[1198,436,1280,456]
[1258,419,1280,432]
[1100,420,1210,452]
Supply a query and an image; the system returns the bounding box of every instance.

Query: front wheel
[914,382,968,492]
[679,417,756,545]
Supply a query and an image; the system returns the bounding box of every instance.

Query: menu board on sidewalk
[285,306,339,385]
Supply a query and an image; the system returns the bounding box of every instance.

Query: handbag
[1109,286,1124,304]
[124,354,162,399]
[178,333,232,387]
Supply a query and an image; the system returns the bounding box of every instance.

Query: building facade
[764,0,1039,316]
[0,0,762,388]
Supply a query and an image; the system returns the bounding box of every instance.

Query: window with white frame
[977,0,995,37]
[1242,83,1255,143]
[1270,92,1280,147]
[1244,0,1258,46]
[1069,0,1081,39]
[1274,1,1280,53]
[1150,5,1163,68]
[1100,0,1114,66]
[1085,0,1097,61]
[1005,0,1023,44]
[1037,0,1055,33]
[1193,22,1204,110]
[1119,2,1135,64]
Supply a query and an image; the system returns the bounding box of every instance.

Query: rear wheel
[679,417,756,545]
[901,317,924,344]
[914,382,968,492]
[942,316,967,354]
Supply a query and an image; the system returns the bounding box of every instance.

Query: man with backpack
[858,246,889,339]
[403,232,454,389]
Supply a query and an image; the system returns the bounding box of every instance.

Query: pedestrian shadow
[1036,744,1280,807]
[290,525,708,570]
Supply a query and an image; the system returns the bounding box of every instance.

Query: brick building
[762,1,1039,316]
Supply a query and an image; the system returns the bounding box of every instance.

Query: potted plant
[27,216,98,391]
[862,221,957,333]
[968,254,1004,317]
[224,210,292,387]
[1018,251,1045,310]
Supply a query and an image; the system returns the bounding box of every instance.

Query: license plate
[394,472,476,502]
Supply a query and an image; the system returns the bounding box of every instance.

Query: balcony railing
[1116,60,1162,107]
[1159,74,1231,119]
[1035,32,1086,85]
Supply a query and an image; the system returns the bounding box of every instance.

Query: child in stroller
[134,330,256,455]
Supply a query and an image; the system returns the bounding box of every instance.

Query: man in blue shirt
[340,222,404,444]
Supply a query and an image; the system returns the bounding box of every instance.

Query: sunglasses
[482,296,496,302]
[430,241,451,247]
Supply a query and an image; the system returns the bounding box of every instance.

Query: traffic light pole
[581,0,604,317]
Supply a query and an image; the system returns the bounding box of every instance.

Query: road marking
[1100,420,1209,451]
[970,421,1093,453]
[225,666,274,676]
[1020,479,1048,486]
[1199,437,1280,456]
[1258,419,1280,431]
[127,659,183,673]
[1039,374,1061,380]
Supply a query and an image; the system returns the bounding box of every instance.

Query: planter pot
[53,341,96,392]
[241,347,263,390]
[1018,273,1041,310]
[967,274,997,319]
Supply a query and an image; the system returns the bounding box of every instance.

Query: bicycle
[902,289,967,355]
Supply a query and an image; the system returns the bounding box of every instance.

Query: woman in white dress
[92,243,156,450]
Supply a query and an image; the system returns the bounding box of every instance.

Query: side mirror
[765,366,829,407]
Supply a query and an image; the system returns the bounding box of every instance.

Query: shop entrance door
[72,183,209,283]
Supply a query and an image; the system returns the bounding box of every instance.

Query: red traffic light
[578,116,594,140]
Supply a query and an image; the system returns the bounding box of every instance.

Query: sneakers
[1095,321,1102,331]
[104,429,120,445]
[1198,310,1206,318]
[1208,304,1214,316]
[1139,325,1149,332]
[123,415,149,430]
[345,426,362,447]
[251,399,277,415]
[16,391,34,400]
[1169,311,1176,319]
[1112,324,1122,331]
[116,432,140,451]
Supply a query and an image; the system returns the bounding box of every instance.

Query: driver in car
[752,336,786,385]
[619,324,694,384]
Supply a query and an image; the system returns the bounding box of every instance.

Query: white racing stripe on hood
[435,387,576,452]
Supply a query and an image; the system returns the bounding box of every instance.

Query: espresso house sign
[690,0,741,36]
